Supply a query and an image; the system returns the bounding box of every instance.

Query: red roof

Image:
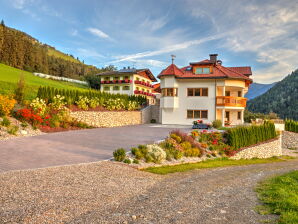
[158,62,252,82]
[152,83,161,93]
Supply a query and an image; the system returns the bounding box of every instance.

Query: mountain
[0,22,110,79]
[247,70,298,120]
[245,82,276,100]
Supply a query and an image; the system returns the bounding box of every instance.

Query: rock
[21,130,28,135]
[132,215,137,220]
[220,209,227,214]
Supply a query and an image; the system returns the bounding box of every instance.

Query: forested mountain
[0,21,111,79]
[245,82,276,100]
[247,69,298,120]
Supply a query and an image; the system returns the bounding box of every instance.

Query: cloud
[77,48,105,59]
[110,32,229,64]
[11,0,32,9]
[87,27,111,40]
[140,16,168,32]
[70,29,78,36]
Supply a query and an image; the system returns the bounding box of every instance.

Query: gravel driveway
[1,159,297,224]
[0,124,191,172]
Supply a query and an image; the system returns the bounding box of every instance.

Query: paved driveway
[0,124,191,172]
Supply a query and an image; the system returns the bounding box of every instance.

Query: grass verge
[256,171,298,224]
[144,156,293,175]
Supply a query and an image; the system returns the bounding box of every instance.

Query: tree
[14,73,26,104]
[85,74,101,89]
[1,20,4,26]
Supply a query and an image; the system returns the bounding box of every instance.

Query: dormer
[189,54,218,74]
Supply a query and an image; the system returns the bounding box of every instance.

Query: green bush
[285,119,298,133]
[146,144,166,163]
[170,133,182,143]
[184,147,200,157]
[150,119,156,123]
[212,119,222,129]
[133,159,139,164]
[123,158,131,164]
[1,116,11,127]
[180,141,192,151]
[113,148,126,162]
[7,125,19,135]
[226,121,277,150]
[76,96,89,110]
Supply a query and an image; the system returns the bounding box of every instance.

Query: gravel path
[1,159,297,224]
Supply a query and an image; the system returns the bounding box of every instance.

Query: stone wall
[70,111,141,128]
[282,131,298,149]
[231,136,282,160]
[141,105,161,124]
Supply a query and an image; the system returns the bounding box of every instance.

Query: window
[162,88,178,97]
[103,86,110,91]
[238,91,242,97]
[187,110,208,119]
[124,76,129,80]
[187,88,208,96]
[225,91,231,96]
[195,67,210,74]
[123,86,130,90]
[113,86,120,91]
[238,111,241,120]
[104,77,110,81]
[114,77,119,81]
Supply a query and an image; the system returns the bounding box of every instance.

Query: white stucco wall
[160,78,217,125]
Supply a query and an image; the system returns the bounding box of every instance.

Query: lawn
[0,63,88,100]
[256,171,298,224]
[144,157,293,175]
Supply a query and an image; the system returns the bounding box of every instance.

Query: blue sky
[0,0,297,83]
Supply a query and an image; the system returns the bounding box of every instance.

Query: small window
[187,110,208,119]
[238,111,241,120]
[123,86,130,90]
[124,76,129,80]
[114,77,119,81]
[103,86,110,91]
[162,88,178,97]
[187,88,208,97]
[104,77,110,81]
[203,68,210,74]
[113,86,120,91]
[195,67,210,74]
[225,91,231,96]
[238,91,242,97]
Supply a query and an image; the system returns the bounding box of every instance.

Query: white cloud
[140,16,168,32]
[77,48,105,58]
[70,29,78,36]
[87,27,110,39]
[11,0,31,9]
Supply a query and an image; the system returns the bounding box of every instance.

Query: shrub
[30,98,47,116]
[226,122,277,150]
[212,120,222,129]
[180,141,192,151]
[146,144,166,163]
[7,125,19,135]
[76,96,89,110]
[285,119,298,133]
[150,119,156,123]
[14,73,26,104]
[165,148,183,160]
[184,147,200,157]
[113,148,126,161]
[133,159,140,164]
[15,108,44,127]
[50,95,66,111]
[89,98,99,109]
[145,154,154,163]
[123,158,131,164]
[0,95,16,116]
[131,147,138,155]
[125,100,139,111]
[1,116,11,127]
[21,121,28,128]
[85,74,101,89]
[170,133,182,143]
[104,98,125,110]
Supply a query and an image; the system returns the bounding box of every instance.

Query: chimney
[209,54,218,63]
[123,67,126,69]
[128,66,130,69]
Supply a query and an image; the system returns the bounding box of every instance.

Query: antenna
[171,54,176,64]
[132,61,136,69]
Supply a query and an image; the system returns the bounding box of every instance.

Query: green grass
[144,157,293,175]
[0,63,88,100]
[256,171,298,224]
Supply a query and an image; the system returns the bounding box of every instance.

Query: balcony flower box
[101,81,105,84]
[118,80,122,83]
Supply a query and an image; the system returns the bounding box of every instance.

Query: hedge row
[285,119,298,133]
[226,122,277,150]
[37,86,147,106]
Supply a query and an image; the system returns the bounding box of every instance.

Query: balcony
[101,80,132,84]
[134,80,153,88]
[216,96,247,107]
[134,90,155,97]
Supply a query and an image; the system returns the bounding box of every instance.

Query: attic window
[195,67,210,74]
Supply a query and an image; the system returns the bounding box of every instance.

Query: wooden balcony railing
[216,96,247,107]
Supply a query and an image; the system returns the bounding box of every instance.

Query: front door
[225,111,230,122]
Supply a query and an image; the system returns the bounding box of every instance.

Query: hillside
[0,63,88,100]
[0,22,104,79]
[247,69,298,120]
[245,82,276,100]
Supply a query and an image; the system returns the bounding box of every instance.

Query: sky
[0,0,298,83]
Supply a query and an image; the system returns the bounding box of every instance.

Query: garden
[113,121,278,168]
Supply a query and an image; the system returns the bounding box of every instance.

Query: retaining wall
[282,131,298,149]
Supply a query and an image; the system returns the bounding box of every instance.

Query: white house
[97,67,157,104]
[158,54,252,126]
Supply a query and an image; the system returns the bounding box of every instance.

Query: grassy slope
[144,157,293,175]
[0,63,88,100]
[256,171,298,224]
[47,48,80,63]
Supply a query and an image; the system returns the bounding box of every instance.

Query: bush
[133,159,139,164]
[180,141,192,151]
[50,95,66,111]
[76,96,89,110]
[212,120,222,129]
[285,119,298,133]
[104,98,125,110]
[0,95,16,116]
[150,119,156,123]
[7,125,19,135]
[14,73,26,104]
[85,74,101,90]
[113,148,126,162]
[184,147,200,157]
[30,98,47,116]
[89,98,99,109]
[1,116,11,127]
[146,144,166,163]
[123,158,131,164]
[170,133,182,143]
[226,122,277,150]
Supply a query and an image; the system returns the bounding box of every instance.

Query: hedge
[37,86,147,107]
[285,119,298,133]
[226,121,277,150]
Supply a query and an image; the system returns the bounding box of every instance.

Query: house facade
[97,67,157,104]
[158,54,252,126]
